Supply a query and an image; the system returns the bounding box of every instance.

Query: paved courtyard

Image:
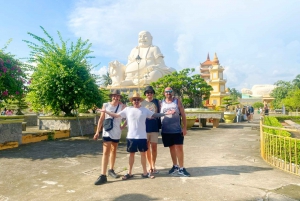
[1,118,300,201]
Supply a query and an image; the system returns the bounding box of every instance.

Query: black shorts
[161,133,184,147]
[127,139,148,152]
[102,136,119,143]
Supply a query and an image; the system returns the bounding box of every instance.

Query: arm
[99,108,122,118]
[177,99,187,136]
[93,105,106,140]
[151,109,175,118]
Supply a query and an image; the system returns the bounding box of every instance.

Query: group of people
[1,108,13,115]
[235,105,254,123]
[93,86,190,185]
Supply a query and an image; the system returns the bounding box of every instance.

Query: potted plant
[221,96,239,123]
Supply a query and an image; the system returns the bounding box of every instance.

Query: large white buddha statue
[108,31,175,87]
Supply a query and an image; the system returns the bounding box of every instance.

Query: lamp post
[135,55,141,93]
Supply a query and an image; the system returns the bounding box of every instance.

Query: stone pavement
[1,118,300,201]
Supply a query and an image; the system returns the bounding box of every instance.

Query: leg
[101,142,112,175]
[175,144,184,167]
[109,142,118,170]
[146,140,153,170]
[128,152,135,175]
[169,145,178,165]
[140,151,148,175]
[151,143,158,170]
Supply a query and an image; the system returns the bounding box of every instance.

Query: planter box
[39,116,94,137]
[54,130,70,139]
[0,141,18,150]
[22,132,51,144]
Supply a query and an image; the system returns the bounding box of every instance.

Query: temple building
[200,53,227,107]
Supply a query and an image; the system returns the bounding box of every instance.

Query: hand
[182,128,187,136]
[165,109,175,115]
[93,133,99,140]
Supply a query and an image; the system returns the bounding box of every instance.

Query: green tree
[292,74,300,89]
[0,40,29,109]
[100,72,112,86]
[252,102,264,110]
[270,80,293,109]
[282,88,300,111]
[24,27,102,116]
[221,96,239,111]
[227,88,242,102]
[3,98,28,115]
[151,68,213,108]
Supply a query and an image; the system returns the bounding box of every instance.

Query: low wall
[39,116,95,137]
[0,119,23,144]
[24,114,38,126]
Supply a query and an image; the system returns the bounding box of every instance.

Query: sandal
[122,173,133,180]
[141,173,155,179]
[149,168,159,174]
[152,169,159,174]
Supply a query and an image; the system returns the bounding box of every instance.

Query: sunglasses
[132,99,140,102]
[165,90,173,93]
[146,91,153,94]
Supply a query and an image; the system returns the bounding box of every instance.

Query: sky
[1,0,300,91]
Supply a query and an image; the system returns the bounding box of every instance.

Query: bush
[24,27,102,116]
[263,116,300,165]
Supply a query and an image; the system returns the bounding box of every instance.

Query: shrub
[24,27,102,116]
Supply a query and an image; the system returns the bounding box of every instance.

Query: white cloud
[68,0,300,90]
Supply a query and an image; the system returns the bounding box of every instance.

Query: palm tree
[292,74,300,89]
[100,72,112,86]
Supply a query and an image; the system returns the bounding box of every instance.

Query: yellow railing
[260,120,300,176]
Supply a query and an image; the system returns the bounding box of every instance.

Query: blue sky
[1,0,300,91]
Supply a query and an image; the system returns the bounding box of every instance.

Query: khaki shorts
[147,132,159,143]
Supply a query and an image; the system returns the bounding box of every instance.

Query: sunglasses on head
[165,90,173,93]
[132,99,140,102]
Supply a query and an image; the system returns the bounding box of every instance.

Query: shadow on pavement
[154,165,273,177]
[0,136,128,160]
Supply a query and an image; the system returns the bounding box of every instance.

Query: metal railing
[260,120,300,176]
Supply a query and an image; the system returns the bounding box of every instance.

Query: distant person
[93,89,126,185]
[141,86,160,174]
[246,106,251,123]
[99,92,175,180]
[1,108,7,115]
[264,104,269,116]
[6,109,13,115]
[236,106,242,123]
[161,87,190,177]
[249,106,254,121]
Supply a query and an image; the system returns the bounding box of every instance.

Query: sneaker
[108,169,119,178]
[168,165,179,174]
[94,175,107,185]
[178,168,191,177]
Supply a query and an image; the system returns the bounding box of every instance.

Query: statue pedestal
[106,85,146,95]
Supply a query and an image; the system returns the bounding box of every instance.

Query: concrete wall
[0,120,22,144]
[24,114,38,126]
[39,116,95,137]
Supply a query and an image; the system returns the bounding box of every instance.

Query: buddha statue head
[138,31,153,47]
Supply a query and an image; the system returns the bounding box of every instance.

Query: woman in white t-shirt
[93,89,126,185]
